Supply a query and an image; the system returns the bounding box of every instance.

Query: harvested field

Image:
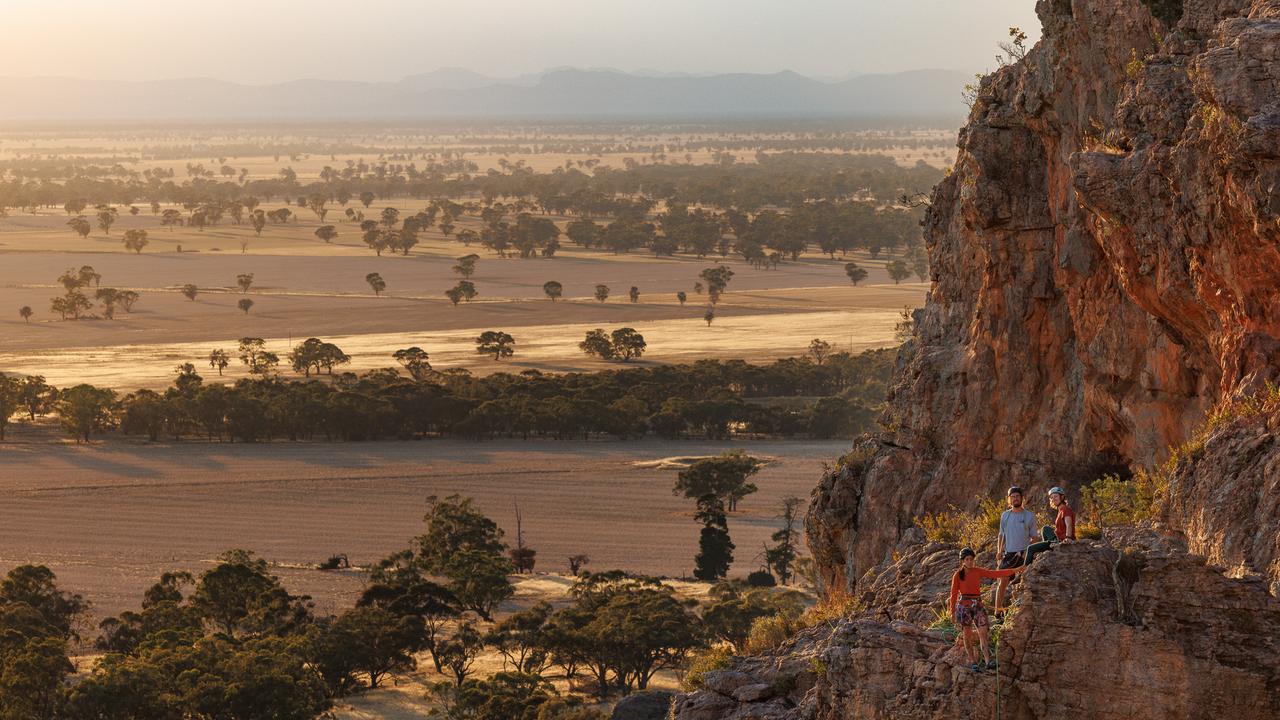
[0,436,844,623]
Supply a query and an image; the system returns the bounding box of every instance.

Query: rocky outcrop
[676,3,1280,718]
[612,690,674,720]
[1163,395,1280,594]
[674,533,1280,720]
[807,0,1280,591]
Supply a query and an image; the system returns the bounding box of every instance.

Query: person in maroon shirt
[1025,486,1076,565]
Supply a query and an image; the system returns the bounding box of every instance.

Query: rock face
[807,0,1280,591]
[1163,395,1280,593]
[673,533,1280,720]
[675,2,1280,719]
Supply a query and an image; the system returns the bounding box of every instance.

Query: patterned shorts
[954,599,989,629]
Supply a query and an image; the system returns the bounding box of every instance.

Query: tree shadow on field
[15,443,165,481]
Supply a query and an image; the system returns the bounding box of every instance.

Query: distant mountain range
[0,67,971,121]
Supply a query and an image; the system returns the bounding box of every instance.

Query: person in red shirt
[1025,486,1077,565]
[949,547,1023,671]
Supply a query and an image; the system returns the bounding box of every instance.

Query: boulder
[611,690,673,720]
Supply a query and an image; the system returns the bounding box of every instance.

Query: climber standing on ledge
[950,547,1024,672]
[994,485,1038,618]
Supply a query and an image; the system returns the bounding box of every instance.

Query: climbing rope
[994,546,1030,720]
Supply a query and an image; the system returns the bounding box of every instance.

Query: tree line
[0,348,893,444]
[1,152,939,215]
[0,494,809,718]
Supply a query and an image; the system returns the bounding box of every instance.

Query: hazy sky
[3,0,1041,83]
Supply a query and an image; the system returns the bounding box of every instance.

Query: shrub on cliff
[917,497,1004,549]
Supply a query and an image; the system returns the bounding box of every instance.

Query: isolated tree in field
[704,308,715,326]
[673,451,761,511]
[366,272,387,297]
[567,554,590,575]
[844,262,868,286]
[764,496,804,585]
[96,206,118,235]
[439,219,456,237]
[237,298,255,315]
[593,284,609,303]
[453,254,479,279]
[611,328,646,361]
[629,286,639,303]
[237,337,278,374]
[542,280,563,301]
[57,384,116,442]
[19,306,32,323]
[359,191,376,208]
[122,228,149,254]
[66,216,91,239]
[445,286,465,306]
[475,331,515,361]
[455,280,478,303]
[393,347,433,380]
[886,259,911,284]
[250,209,267,236]
[456,228,478,246]
[676,291,687,306]
[693,494,734,581]
[380,207,400,228]
[236,273,254,294]
[208,348,230,375]
[508,505,537,574]
[161,208,184,230]
[314,225,338,243]
[579,330,615,360]
[808,338,833,365]
[181,284,199,301]
[64,199,87,215]
[699,265,734,304]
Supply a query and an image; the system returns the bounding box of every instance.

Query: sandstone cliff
[674,2,1280,718]
[807,0,1280,591]
[674,531,1280,720]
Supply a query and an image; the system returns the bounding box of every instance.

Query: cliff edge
[807,0,1280,591]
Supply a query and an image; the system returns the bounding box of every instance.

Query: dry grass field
[0,434,841,622]
[0,126,936,718]
[0,201,926,389]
